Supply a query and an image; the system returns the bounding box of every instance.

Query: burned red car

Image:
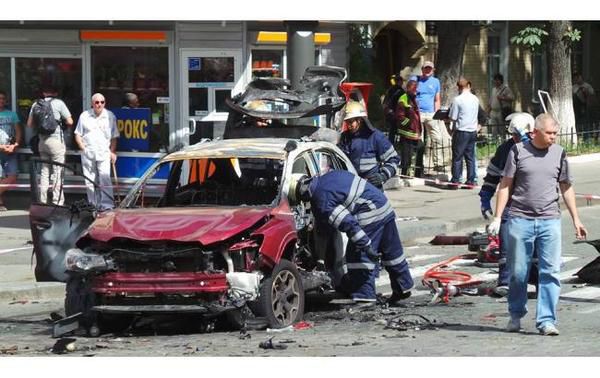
[29,66,356,335]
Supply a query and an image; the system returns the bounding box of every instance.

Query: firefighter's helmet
[343,101,367,121]
[506,112,535,135]
[287,174,311,206]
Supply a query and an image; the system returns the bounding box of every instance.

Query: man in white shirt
[448,78,480,187]
[488,74,514,140]
[74,93,119,211]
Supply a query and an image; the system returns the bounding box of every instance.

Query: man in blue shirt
[414,61,451,176]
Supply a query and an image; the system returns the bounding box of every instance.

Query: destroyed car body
[29,66,355,335]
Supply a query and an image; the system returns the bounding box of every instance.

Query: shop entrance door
[180,49,243,146]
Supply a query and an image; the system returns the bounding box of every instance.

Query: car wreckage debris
[50,338,77,354]
[258,337,288,350]
[384,314,441,331]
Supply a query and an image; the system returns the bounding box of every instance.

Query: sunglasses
[94,101,105,105]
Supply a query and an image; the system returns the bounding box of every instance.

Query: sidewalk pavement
[2,153,600,302]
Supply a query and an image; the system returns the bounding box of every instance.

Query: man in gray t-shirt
[489,113,587,336]
[27,86,73,205]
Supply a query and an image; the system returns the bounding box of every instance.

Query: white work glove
[487,217,502,236]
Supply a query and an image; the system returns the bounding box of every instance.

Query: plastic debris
[266,325,294,333]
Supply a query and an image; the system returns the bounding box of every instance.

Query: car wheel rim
[271,269,300,326]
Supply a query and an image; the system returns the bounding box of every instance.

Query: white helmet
[343,101,367,121]
[506,112,535,135]
[287,174,310,206]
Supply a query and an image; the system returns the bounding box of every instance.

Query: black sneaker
[387,291,412,306]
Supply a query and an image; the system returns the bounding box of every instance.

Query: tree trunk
[547,21,577,144]
[436,22,477,107]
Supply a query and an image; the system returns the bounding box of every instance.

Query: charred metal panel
[29,204,95,282]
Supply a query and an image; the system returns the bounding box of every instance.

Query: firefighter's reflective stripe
[350,229,367,243]
[382,254,406,267]
[346,262,376,270]
[357,201,393,226]
[359,157,378,172]
[344,176,366,210]
[329,205,351,228]
[355,197,376,210]
[487,161,503,176]
[380,145,397,162]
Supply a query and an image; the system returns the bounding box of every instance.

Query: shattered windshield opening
[128,157,284,208]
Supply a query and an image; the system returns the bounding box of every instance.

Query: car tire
[256,259,305,328]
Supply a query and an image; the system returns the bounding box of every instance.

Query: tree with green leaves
[435,21,481,107]
[511,21,581,143]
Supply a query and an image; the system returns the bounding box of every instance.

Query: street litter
[258,337,288,350]
[51,338,77,354]
[384,314,439,331]
[1,345,18,355]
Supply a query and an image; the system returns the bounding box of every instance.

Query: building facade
[0,21,349,185]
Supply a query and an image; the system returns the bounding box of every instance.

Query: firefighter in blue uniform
[338,101,400,190]
[288,170,414,304]
[479,112,538,296]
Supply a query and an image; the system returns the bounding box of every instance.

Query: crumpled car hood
[87,207,272,245]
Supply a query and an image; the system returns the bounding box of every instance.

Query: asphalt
[1,153,600,303]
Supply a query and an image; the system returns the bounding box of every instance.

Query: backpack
[32,98,59,135]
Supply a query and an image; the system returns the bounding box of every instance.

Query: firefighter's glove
[479,190,494,220]
[366,171,386,188]
[487,217,502,236]
[360,245,379,263]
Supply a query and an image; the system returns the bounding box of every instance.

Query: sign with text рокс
[112,108,152,152]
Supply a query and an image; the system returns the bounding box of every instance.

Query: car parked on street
[29,66,356,335]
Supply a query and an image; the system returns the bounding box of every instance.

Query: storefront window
[15,57,82,150]
[188,57,234,83]
[215,89,231,112]
[251,50,283,79]
[91,46,169,152]
[0,58,11,108]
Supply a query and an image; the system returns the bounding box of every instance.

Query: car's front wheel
[257,259,304,328]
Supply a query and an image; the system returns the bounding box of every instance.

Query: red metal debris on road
[293,321,313,330]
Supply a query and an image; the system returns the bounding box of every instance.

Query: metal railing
[390,120,600,179]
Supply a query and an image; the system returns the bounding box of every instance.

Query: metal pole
[285,21,318,90]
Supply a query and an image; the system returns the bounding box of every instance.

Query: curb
[0,282,65,302]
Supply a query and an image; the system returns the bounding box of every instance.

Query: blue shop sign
[115,155,169,180]
[112,108,152,152]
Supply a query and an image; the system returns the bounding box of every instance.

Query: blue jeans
[451,130,477,183]
[506,217,561,329]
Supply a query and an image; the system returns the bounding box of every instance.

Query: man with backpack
[27,85,73,205]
